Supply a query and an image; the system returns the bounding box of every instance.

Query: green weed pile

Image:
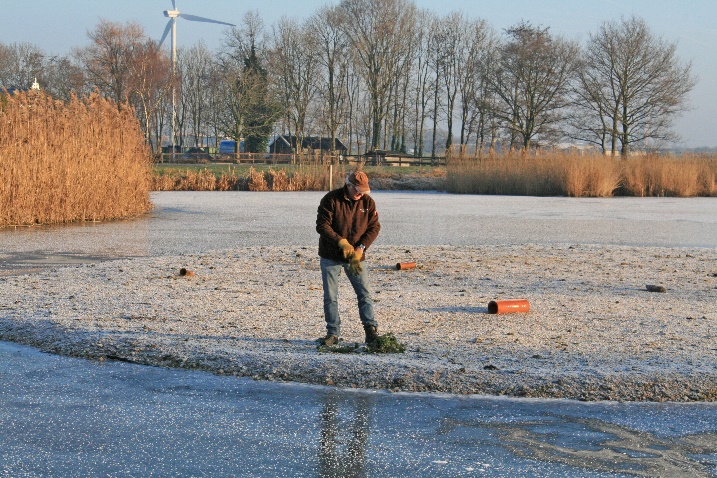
[366,333,406,354]
[317,333,406,354]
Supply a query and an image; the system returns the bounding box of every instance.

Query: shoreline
[1,244,715,402]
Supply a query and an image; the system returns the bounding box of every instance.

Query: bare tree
[309,5,351,157]
[219,11,261,146]
[4,6,701,161]
[75,20,148,108]
[467,69,501,157]
[42,55,89,101]
[271,17,320,154]
[427,14,446,158]
[386,12,418,154]
[0,43,86,101]
[343,58,363,155]
[338,0,417,151]
[0,42,46,90]
[435,12,464,152]
[410,10,435,158]
[489,22,580,150]
[203,60,226,151]
[130,40,171,151]
[75,20,176,148]
[178,42,215,148]
[433,13,493,154]
[457,19,494,154]
[572,15,696,155]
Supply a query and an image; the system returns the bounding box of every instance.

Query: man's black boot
[364,325,379,344]
[319,335,339,346]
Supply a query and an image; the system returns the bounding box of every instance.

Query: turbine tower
[159,0,234,155]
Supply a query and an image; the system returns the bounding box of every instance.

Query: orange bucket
[396,261,417,270]
[488,299,530,314]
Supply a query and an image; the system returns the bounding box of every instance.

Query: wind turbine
[158,0,234,155]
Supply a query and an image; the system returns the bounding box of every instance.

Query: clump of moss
[366,333,406,354]
[315,333,406,354]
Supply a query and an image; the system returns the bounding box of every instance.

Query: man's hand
[337,238,354,259]
[348,249,363,275]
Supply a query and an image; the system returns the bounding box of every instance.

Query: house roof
[270,135,347,151]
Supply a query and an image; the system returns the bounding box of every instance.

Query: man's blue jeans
[320,257,377,337]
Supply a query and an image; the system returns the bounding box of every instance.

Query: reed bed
[446,152,717,197]
[151,164,349,192]
[0,91,152,227]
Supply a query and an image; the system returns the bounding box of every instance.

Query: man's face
[347,182,365,200]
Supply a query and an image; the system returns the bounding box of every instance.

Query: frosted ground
[1,192,715,401]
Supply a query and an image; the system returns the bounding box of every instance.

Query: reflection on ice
[319,392,370,477]
[487,417,717,477]
[0,340,716,476]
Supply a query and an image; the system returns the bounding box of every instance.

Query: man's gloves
[338,238,363,275]
[349,248,363,275]
[337,238,354,259]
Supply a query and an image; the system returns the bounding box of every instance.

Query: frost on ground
[1,244,715,402]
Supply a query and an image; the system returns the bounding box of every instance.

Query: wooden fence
[157,152,445,166]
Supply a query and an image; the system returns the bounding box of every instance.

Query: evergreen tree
[238,45,278,153]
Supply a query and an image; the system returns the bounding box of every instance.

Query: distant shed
[269,135,347,154]
[363,150,413,166]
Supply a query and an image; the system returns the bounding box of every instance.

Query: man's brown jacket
[316,185,381,263]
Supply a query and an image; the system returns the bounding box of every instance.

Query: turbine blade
[171,0,176,9]
[178,12,235,26]
[158,19,173,48]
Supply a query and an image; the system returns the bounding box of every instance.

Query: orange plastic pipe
[488,299,530,314]
[396,261,417,270]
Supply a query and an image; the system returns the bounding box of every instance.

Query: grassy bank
[0,91,152,227]
[445,153,717,197]
[152,154,716,197]
[151,163,445,192]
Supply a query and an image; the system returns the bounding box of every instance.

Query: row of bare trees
[0,0,696,157]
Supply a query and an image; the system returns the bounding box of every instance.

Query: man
[316,170,381,346]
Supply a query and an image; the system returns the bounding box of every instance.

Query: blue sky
[1,0,715,147]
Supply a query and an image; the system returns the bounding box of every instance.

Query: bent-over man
[316,170,381,345]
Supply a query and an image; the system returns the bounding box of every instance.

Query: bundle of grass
[316,333,406,354]
[366,333,406,354]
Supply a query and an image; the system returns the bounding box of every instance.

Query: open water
[1,191,716,476]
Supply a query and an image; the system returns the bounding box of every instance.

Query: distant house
[269,135,348,154]
[555,142,598,156]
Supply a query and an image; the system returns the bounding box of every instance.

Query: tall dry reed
[619,155,717,196]
[445,153,565,196]
[446,151,717,197]
[0,91,152,226]
[563,156,622,197]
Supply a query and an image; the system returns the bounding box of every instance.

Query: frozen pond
[0,192,715,274]
[2,340,716,477]
[1,191,717,476]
